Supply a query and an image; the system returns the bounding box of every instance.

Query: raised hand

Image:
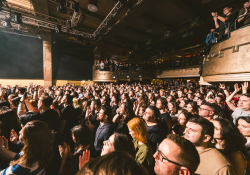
[79,150,90,170]
[234,83,241,92]
[58,142,69,160]
[241,82,249,93]
[10,129,18,144]
[219,83,226,90]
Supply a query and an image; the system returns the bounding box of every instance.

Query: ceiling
[1,0,245,61]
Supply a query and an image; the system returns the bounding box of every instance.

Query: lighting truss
[1,1,91,38]
[1,0,126,39]
[92,1,123,38]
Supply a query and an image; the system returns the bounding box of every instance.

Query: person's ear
[203,134,211,143]
[209,111,214,116]
[179,167,190,175]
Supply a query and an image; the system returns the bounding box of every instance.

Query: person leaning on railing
[211,6,238,41]
[238,2,250,26]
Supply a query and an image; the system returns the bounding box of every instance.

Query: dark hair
[71,125,93,150]
[167,134,200,174]
[241,93,250,98]
[214,118,248,157]
[147,106,160,120]
[92,99,101,108]
[179,109,192,122]
[157,97,167,108]
[100,105,112,122]
[200,102,215,112]
[11,97,21,107]
[113,132,135,158]
[188,117,214,141]
[40,95,53,108]
[102,96,111,107]
[18,87,27,94]
[64,94,73,105]
[187,102,198,114]
[236,116,250,125]
[77,151,149,175]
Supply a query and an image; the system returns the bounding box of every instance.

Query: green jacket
[133,139,153,172]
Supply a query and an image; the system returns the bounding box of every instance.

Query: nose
[153,151,158,159]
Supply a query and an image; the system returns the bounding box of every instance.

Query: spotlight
[3,17,12,28]
[55,25,62,33]
[57,0,67,14]
[88,0,98,12]
[13,12,22,24]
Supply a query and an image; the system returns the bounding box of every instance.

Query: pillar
[43,34,52,87]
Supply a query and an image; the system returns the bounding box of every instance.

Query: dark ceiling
[2,0,246,61]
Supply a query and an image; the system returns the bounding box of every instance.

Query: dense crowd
[95,57,200,72]
[0,79,250,175]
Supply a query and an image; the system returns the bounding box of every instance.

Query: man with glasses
[184,117,237,175]
[198,102,215,122]
[153,134,200,175]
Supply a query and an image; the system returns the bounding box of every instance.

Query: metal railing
[234,11,250,30]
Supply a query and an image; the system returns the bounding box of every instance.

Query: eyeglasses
[156,149,183,166]
[199,108,211,112]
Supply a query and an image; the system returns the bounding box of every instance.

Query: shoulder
[227,151,246,161]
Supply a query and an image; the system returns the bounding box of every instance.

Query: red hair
[127,117,148,143]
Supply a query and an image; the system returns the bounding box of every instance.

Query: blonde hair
[127,118,148,143]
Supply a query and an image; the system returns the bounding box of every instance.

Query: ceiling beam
[100,0,165,40]
[140,12,170,29]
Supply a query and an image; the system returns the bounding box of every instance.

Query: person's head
[223,6,232,16]
[129,90,134,97]
[154,134,200,175]
[77,151,149,175]
[127,117,148,143]
[177,109,192,126]
[168,101,178,114]
[38,95,53,110]
[178,90,183,98]
[119,102,129,115]
[97,105,112,123]
[160,89,165,97]
[18,87,27,95]
[198,102,215,121]
[244,2,250,8]
[156,97,167,110]
[186,102,198,115]
[237,117,250,137]
[184,117,214,147]
[179,99,188,109]
[71,125,93,150]
[100,96,111,106]
[139,106,146,117]
[238,93,250,112]
[143,106,160,123]
[91,99,101,110]
[73,98,83,109]
[214,118,248,156]
[61,94,73,105]
[197,97,204,106]
[101,132,135,157]
[13,120,54,168]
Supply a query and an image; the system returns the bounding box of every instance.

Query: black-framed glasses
[156,149,183,166]
[198,108,211,112]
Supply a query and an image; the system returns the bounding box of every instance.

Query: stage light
[3,17,12,28]
[88,0,98,12]
[57,0,67,14]
[55,25,62,33]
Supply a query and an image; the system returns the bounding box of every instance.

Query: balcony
[201,25,250,83]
